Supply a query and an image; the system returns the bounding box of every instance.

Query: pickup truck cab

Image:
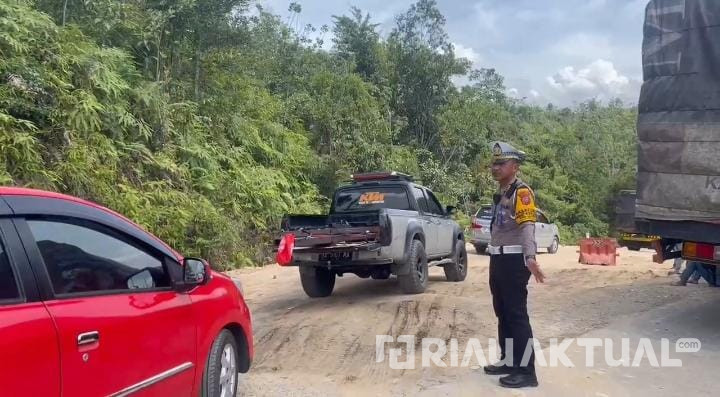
[277,172,467,297]
[0,187,253,397]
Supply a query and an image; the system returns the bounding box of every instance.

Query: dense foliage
[0,0,637,267]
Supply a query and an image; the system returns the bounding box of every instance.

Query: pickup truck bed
[278,212,388,256]
[275,173,467,297]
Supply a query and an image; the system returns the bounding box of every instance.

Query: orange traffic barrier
[578,238,619,266]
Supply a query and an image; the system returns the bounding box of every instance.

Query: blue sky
[259,0,649,106]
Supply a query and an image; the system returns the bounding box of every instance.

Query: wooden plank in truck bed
[291,226,381,248]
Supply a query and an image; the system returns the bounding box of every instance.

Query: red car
[0,187,253,397]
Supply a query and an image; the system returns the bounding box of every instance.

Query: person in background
[668,243,683,275]
[671,261,716,286]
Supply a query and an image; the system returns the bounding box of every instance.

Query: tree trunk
[194,48,201,101]
[194,28,203,101]
[156,31,163,82]
[62,0,69,26]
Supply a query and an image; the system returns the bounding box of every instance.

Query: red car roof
[0,187,182,260]
[1,187,101,203]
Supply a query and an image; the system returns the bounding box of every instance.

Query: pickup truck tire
[398,240,428,294]
[371,268,392,280]
[547,236,559,254]
[474,244,487,255]
[299,266,335,297]
[444,240,468,282]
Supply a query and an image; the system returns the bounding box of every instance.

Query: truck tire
[299,266,335,297]
[371,268,391,280]
[444,240,468,282]
[474,244,487,255]
[547,236,559,254]
[398,240,428,294]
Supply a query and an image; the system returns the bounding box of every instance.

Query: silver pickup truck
[277,172,467,297]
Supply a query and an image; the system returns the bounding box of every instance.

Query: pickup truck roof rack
[350,171,414,183]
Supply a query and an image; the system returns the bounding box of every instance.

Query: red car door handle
[77,331,100,346]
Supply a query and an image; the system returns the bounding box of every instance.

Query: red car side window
[27,219,172,295]
[0,240,21,301]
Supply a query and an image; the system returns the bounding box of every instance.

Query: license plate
[474,229,489,237]
[319,251,353,262]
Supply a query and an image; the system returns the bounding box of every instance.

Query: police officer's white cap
[491,141,526,163]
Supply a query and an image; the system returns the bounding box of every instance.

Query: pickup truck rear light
[471,217,482,229]
[376,211,392,246]
[682,241,720,263]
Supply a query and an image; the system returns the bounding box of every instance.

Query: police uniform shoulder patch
[515,187,536,224]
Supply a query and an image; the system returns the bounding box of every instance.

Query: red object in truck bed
[276,233,295,265]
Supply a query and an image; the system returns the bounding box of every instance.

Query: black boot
[483,362,513,375]
[499,372,538,388]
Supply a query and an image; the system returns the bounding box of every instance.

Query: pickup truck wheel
[444,240,468,282]
[474,244,487,255]
[202,329,238,397]
[398,240,428,294]
[371,268,391,280]
[548,236,559,254]
[299,266,335,297]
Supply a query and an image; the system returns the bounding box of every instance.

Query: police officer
[483,141,545,388]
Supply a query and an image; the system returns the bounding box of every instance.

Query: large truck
[635,0,720,265]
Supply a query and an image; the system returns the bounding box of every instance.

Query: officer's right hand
[527,258,545,283]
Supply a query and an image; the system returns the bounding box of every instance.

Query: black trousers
[489,253,535,374]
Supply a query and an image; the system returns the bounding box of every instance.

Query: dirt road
[228,245,720,396]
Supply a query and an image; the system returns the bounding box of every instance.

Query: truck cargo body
[635,0,720,262]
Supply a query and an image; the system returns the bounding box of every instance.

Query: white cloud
[546,59,640,104]
[473,2,499,35]
[586,0,608,10]
[505,87,546,105]
[515,7,566,22]
[623,0,650,20]
[551,33,614,60]
[547,59,628,91]
[453,42,481,64]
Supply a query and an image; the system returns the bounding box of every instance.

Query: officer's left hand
[527,258,545,283]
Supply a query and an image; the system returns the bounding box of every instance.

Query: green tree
[388,0,470,151]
